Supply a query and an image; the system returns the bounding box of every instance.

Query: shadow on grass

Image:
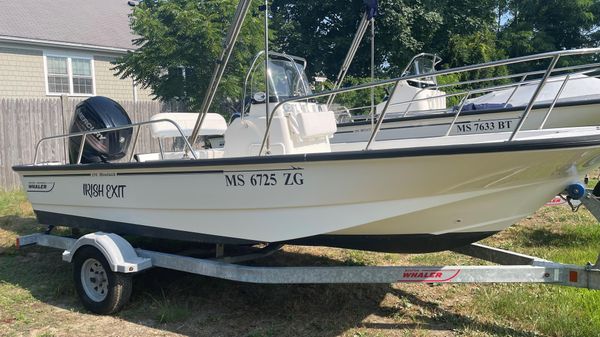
[0,218,539,337]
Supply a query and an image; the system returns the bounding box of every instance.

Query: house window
[72,58,94,94]
[45,54,95,95]
[46,56,70,94]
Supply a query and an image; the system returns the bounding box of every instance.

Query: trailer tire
[73,246,132,315]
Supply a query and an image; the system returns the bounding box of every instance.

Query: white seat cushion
[295,110,337,138]
[150,113,227,138]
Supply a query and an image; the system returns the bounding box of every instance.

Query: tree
[270,0,369,78]
[500,0,600,56]
[114,0,600,111]
[270,0,501,79]
[113,0,265,111]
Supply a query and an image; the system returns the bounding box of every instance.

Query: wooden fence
[0,96,187,190]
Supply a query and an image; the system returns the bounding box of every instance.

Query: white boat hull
[15,129,600,253]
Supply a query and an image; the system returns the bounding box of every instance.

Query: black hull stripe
[35,210,498,253]
[35,210,259,245]
[288,232,498,253]
[14,133,600,175]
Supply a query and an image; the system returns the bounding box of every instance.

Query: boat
[333,53,600,143]
[12,1,600,254]
[324,9,600,143]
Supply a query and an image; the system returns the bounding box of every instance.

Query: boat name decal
[224,170,304,187]
[455,119,515,134]
[27,182,55,193]
[90,172,117,177]
[398,269,461,283]
[83,183,126,199]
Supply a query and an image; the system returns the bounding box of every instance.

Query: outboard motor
[68,96,133,164]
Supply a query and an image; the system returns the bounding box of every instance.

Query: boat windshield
[269,59,312,98]
[401,53,442,88]
[246,53,312,105]
[402,54,441,77]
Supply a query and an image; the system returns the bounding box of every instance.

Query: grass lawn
[1,189,600,337]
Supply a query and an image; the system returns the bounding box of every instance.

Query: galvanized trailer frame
[581,189,600,220]
[17,231,600,288]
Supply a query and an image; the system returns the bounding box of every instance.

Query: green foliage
[114,0,600,110]
[113,0,266,110]
[445,29,510,99]
[320,76,387,115]
[272,0,501,78]
[447,30,506,69]
[500,0,600,56]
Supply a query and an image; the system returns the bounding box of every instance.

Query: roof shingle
[0,0,136,50]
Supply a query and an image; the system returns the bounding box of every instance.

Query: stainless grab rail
[378,70,600,115]
[259,47,600,155]
[432,62,600,91]
[332,70,598,126]
[508,55,561,140]
[33,119,198,165]
[332,67,597,118]
[381,64,600,119]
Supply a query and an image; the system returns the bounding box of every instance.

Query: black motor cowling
[68,96,133,164]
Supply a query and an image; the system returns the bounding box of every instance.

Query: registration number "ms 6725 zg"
[453,118,518,135]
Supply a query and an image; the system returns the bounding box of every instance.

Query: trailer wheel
[73,246,132,315]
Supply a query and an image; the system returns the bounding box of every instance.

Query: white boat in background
[11,0,600,254]
[333,53,600,143]
[467,73,600,107]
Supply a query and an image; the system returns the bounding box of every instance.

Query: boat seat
[150,113,227,138]
[290,109,337,138]
[286,103,337,138]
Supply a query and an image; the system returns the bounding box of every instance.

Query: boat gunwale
[13,132,600,175]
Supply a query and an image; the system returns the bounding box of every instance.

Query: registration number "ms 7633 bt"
[453,118,518,135]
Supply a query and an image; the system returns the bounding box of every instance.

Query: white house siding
[0,46,46,97]
[95,55,148,101]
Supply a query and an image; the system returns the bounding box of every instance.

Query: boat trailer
[14,184,600,314]
[16,228,600,314]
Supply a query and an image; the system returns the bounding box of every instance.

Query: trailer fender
[62,232,152,273]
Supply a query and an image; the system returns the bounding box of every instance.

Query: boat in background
[333,53,600,143]
[326,9,600,143]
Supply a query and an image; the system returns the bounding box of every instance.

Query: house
[0,0,153,101]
